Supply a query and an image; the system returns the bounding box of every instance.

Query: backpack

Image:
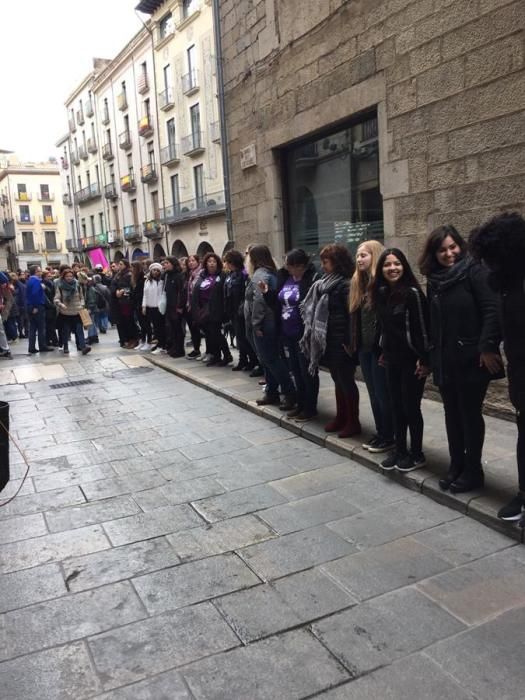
[95,287,106,310]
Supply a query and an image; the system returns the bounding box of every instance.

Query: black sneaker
[362,435,380,450]
[187,350,200,359]
[396,453,426,473]
[256,394,280,406]
[0,350,12,359]
[368,439,396,454]
[497,493,525,521]
[381,452,400,471]
[294,411,318,423]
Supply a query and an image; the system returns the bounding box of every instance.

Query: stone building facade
[218,0,525,261]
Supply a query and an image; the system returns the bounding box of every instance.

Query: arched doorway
[171,240,188,258]
[222,241,234,256]
[113,250,124,263]
[196,241,213,258]
[132,248,149,261]
[153,244,166,261]
[73,256,81,263]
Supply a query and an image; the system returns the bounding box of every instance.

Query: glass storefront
[285,113,383,259]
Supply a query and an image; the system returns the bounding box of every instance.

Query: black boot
[439,464,463,491]
[449,468,484,494]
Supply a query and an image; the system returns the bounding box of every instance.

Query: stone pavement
[0,332,524,699]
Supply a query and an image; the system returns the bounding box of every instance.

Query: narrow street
[0,334,523,699]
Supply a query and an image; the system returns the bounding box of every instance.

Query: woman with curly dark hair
[371,248,430,472]
[470,212,525,522]
[300,243,360,437]
[192,252,232,366]
[224,249,258,371]
[420,224,503,493]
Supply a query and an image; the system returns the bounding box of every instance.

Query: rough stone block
[387,78,417,117]
[351,48,376,85]
[427,159,466,189]
[465,33,524,88]
[416,57,464,106]
[409,38,442,74]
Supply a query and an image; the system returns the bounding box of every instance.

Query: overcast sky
[1,0,146,162]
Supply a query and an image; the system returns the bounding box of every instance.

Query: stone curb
[146,355,523,544]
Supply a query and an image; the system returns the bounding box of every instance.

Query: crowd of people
[0,211,523,523]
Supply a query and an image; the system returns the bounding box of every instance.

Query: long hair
[248,245,276,275]
[349,239,385,312]
[131,261,144,287]
[224,249,245,270]
[371,248,423,308]
[319,244,355,278]
[164,256,181,273]
[418,224,466,276]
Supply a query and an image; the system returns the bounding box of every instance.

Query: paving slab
[240,525,357,580]
[0,512,48,544]
[63,536,181,592]
[192,483,288,523]
[133,552,260,614]
[0,563,67,614]
[32,463,117,492]
[45,495,141,533]
[312,587,465,677]
[102,503,202,546]
[0,641,102,700]
[96,669,193,699]
[0,581,146,662]
[87,602,240,691]
[182,629,349,700]
[260,490,361,534]
[80,470,167,501]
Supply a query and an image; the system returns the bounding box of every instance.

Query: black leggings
[145,307,166,348]
[386,359,426,456]
[204,321,230,360]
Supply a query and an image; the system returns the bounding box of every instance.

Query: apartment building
[0,158,69,270]
[0,149,15,269]
[136,0,227,259]
[61,3,227,266]
[218,0,525,262]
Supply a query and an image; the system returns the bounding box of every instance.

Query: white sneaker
[150,347,161,355]
[140,342,153,351]
[136,343,145,351]
[159,348,168,354]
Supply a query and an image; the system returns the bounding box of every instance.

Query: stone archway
[113,250,125,263]
[153,244,166,261]
[196,241,213,258]
[171,239,189,258]
[222,241,234,256]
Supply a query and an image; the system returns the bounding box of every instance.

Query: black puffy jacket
[325,277,353,363]
[503,278,525,410]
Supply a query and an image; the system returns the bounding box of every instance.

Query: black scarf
[428,255,474,292]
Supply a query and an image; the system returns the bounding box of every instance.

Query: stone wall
[219,0,525,259]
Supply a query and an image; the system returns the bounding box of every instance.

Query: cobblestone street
[0,335,523,699]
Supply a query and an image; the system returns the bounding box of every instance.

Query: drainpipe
[212,0,233,244]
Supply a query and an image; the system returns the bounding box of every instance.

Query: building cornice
[92,25,152,91]
[64,72,96,107]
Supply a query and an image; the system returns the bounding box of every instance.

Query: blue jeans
[251,321,294,398]
[94,310,108,332]
[61,315,86,352]
[4,317,18,341]
[28,306,46,352]
[359,349,394,442]
[283,336,319,415]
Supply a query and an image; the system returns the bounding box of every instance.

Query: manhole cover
[105,367,155,379]
[49,379,96,390]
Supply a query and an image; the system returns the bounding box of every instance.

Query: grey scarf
[300,273,344,374]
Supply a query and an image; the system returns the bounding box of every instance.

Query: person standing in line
[371,248,430,472]
[111,259,139,349]
[301,244,360,437]
[54,269,91,356]
[26,265,53,355]
[420,225,503,493]
[350,240,395,453]
[163,256,186,358]
[92,274,110,335]
[0,272,12,358]
[142,262,167,355]
[223,249,258,372]
[131,262,149,350]
[15,271,28,339]
[469,212,525,524]
[185,254,204,359]
[84,276,100,346]
[245,245,295,409]
[41,270,59,347]
[192,253,232,366]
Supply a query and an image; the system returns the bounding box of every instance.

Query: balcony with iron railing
[120,173,136,193]
[66,238,83,253]
[72,150,80,165]
[160,143,180,167]
[79,145,88,160]
[101,108,110,125]
[0,219,16,240]
[138,115,154,138]
[210,120,221,144]
[43,242,62,252]
[118,130,132,150]
[160,191,225,225]
[102,142,114,161]
[16,215,34,224]
[85,99,94,117]
[123,224,142,243]
[62,192,72,206]
[108,230,124,246]
[15,192,32,202]
[68,117,76,133]
[137,72,149,95]
[182,69,199,96]
[143,220,163,239]
[40,215,58,225]
[181,131,205,156]
[61,157,69,170]
[159,87,174,111]
[76,108,85,126]
[21,244,40,254]
[38,192,55,202]
[117,91,128,111]
[81,232,108,250]
[155,23,174,49]
[87,137,97,154]
[104,183,119,200]
[140,163,158,184]
[74,183,101,204]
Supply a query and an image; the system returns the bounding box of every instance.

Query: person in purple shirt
[26,265,53,355]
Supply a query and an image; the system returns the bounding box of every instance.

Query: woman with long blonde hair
[350,240,394,453]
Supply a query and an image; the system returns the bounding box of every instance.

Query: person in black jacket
[223,250,257,371]
[372,248,430,473]
[162,256,185,358]
[470,212,525,524]
[131,262,148,350]
[192,253,232,366]
[420,225,504,493]
[301,244,360,437]
[110,260,139,349]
